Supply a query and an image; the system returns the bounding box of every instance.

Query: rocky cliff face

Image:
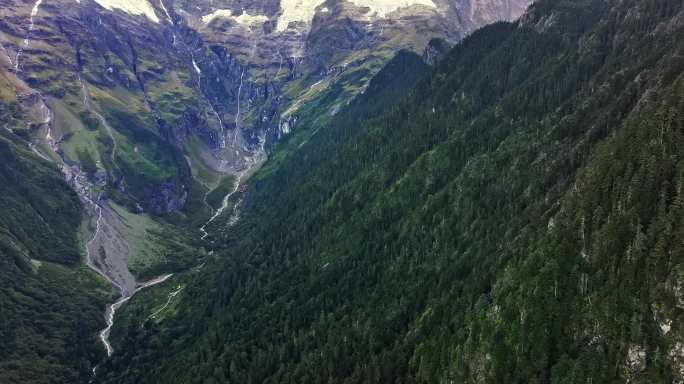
[0,0,531,213]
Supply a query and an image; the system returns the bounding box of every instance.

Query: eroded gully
[75,82,173,369]
[19,0,266,376]
[199,32,266,242]
[17,1,173,372]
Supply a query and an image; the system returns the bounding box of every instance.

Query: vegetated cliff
[97,0,684,383]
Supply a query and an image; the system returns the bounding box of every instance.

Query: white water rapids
[99,274,173,356]
[199,170,246,240]
[198,31,267,241]
[148,284,183,320]
[14,0,43,72]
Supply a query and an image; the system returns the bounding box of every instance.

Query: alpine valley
[1,0,684,383]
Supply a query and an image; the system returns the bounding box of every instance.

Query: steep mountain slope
[0,129,113,383]
[97,0,684,383]
[1,0,530,200]
[0,0,528,288]
[0,0,532,383]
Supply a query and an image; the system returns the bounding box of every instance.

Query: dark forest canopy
[96,0,684,383]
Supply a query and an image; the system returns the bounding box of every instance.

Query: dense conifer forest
[0,131,111,383]
[93,0,684,383]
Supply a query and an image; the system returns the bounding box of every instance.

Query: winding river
[16,0,263,375]
[99,274,173,356]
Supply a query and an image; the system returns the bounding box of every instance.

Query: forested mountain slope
[98,0,684,382]
[0,0,532,382]
[0,130,112,383]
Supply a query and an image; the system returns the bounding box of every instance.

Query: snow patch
[202,9,269,27]
[349,0,438,18]
[201,9,233,24]
[276,0,326,32]
[347,0,437,18]
[275,0,438,32]
[94,0,160,23]
[235,12,269,26]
